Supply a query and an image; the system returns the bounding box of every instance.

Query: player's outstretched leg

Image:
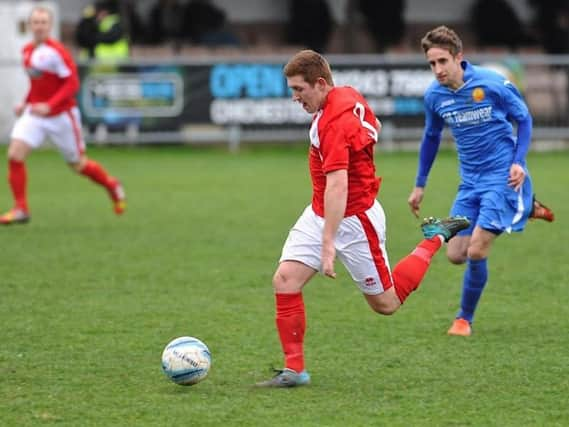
[529,196,554,222]
[0,159,30,225]
[255,368,311,388]
[79,159,126,215]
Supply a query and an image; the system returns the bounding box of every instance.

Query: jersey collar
[462,60,474,80]
[449,60,473,92]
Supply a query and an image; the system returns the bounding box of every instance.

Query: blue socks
[457,258,488,323]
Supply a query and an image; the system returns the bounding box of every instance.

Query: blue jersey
[424,61,529,186]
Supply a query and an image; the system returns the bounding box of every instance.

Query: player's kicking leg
[0,139,32,225]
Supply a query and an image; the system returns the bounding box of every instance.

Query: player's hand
[408,187,425,218]
[14,103,26,116]
[30,103,51,117]
[321,242,336,279]
[508,163,526,192]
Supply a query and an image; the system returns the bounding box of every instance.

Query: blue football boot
[255,368,311,388]
[421,216,470,242]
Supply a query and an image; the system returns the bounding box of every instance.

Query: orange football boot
[108,179,126,215]
[447,318,472,337]
[530,197,554,222]
[0,208,30,225]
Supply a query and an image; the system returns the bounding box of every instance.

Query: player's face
[426,47,464,89]
[29,10,52,43]
[287,75,327,114]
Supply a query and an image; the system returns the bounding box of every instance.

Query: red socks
[80,160,114,191]
[275,292,306,373]
[392,237,442,303]
[272,239,441,371]
[8,159,28,212]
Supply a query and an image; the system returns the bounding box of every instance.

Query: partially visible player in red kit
[0,6,125,225]
[256,50,470,387]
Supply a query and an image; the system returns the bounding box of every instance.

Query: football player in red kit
[256,50,470,387]
[1,6,125,225]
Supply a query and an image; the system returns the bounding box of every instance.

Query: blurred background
[1,0,568,149]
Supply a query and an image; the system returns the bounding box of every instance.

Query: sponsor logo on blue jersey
[442,106,492,126]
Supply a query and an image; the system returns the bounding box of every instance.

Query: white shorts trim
[279,200,392,295]
[10,106,85,163]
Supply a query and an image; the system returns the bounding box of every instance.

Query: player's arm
[319,121,350,279]
[15,99,28,116]
[322,169,348,278]
[34,49,80,116]
[506,113,532,191]
[502,81,532,191]
[46,70,80,114]
[408,97,443,217]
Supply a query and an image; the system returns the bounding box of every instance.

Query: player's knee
[8,140,28,162]
[447,252,467,264]
[272,270,297,293]
[69,162,82,173]
[372,302,398,315]
[69,156,87,173]
[7,151,24,162]
[375,304,398,315]
[366,294,400,315]
[466,246,487,260]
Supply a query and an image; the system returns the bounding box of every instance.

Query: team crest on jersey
[472,87,485,102]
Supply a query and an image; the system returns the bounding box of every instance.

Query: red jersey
[309,86,381,217]
[22,38,79,116]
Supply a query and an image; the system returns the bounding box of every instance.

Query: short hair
[421,26,463,56]
[283,49,334,86]
[29,5,53,22]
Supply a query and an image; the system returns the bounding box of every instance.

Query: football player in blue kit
[407,26,555,336]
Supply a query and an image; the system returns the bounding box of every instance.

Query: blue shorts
[450,176,533,236]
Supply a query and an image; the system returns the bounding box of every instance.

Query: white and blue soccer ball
[161,336,211,385]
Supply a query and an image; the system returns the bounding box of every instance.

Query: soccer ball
[161,336,211,385]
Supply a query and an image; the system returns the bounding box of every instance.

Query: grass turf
[0,145,567,426]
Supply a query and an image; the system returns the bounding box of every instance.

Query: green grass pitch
[0,145,567,426]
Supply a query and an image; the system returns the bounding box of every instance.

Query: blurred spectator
[286,0,334,53]
[184,0,240,46]
[529,0,569,53]
[470,0,533,50]
[123,0,146,45]
[147,0,186,51]
[358,0,405,53]
[75,0,129,60]
[76,3,98,58]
